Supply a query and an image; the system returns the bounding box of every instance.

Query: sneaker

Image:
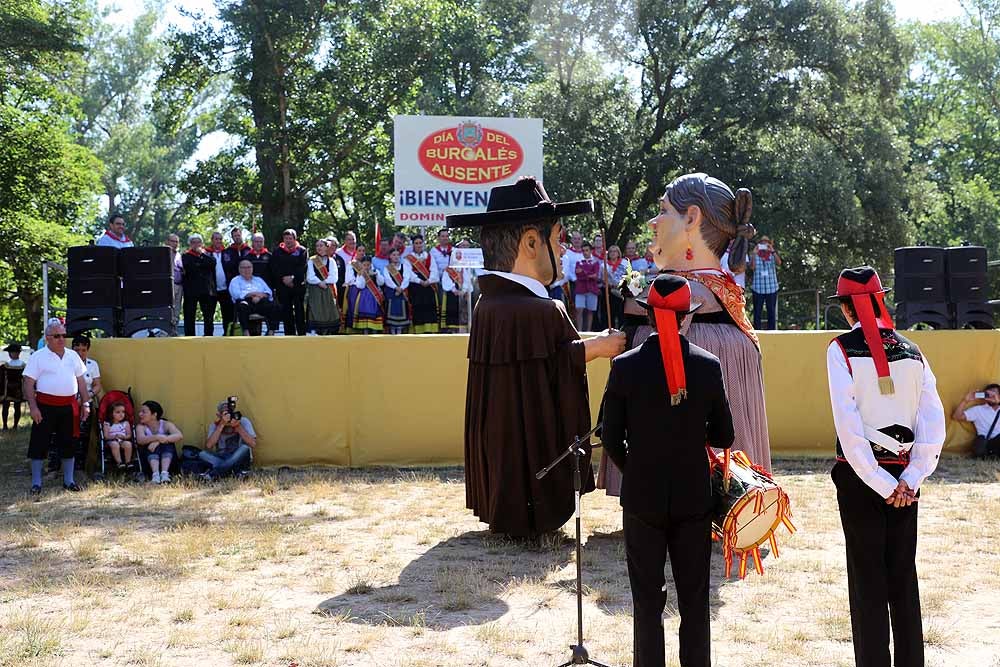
[63,482,82,492]
[151,472,161,484]
[160,471,171,484]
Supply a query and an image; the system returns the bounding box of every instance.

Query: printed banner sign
[448,248,484,269]
[393,115,543,226]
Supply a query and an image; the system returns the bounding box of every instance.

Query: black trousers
[235,298,281,333]
[624,510,712,667]
[832,461,923,667]
[183,294,217,336]
[276,284,306,336]
[28,403,76,461]
[217,290,234,333]
[2,400,22,428]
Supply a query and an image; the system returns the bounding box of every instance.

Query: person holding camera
[953,384,1000,458]
[199,398,255,480]
[749,235,781,330]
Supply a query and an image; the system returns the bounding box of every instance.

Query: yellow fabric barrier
[91,330,997,467]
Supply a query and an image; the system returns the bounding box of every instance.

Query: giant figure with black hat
[599,273,734,667]
[446,177,625,538]
[826,266,945,667]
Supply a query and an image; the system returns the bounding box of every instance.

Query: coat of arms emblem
[455,121,483,149]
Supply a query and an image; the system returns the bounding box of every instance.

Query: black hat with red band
[637,274,701,406]
[828,266,896,395]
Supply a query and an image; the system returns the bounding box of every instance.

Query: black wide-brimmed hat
[445,177,593,228]
[636,274,703,315]
[3,342,22,353]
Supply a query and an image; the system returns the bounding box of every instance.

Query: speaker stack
[120,247,175,336]
[65,245,176,337]
[66,246,120,337]
[893,245,994,329]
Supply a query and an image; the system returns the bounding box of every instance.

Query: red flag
[374,222,381,254]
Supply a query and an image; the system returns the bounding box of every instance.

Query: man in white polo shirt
[953,383,1000,458]
[23,319,90,495]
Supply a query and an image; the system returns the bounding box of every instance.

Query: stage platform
[90,330,998,467]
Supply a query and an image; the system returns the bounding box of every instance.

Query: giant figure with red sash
[404,234,440,334]
[826,266,945,667]
[23,319,90,494]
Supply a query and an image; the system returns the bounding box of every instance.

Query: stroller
[94,388,144,481]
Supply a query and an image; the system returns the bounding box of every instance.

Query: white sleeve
[900,358,946,492]
[90,360,100,379]
[399,265,411,289]
[343,262,355,285]
[427,259,440,284]
[354,273,366,289]
[441,270,454,292]
[305,260,321,285]
[23,352,40,380]
[826,342,899,498]
[375,271,384,287]
[326,259,338,285]
[259,278,273,299]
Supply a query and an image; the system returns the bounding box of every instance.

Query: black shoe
[63,482,82,492]
[30,485,41,496]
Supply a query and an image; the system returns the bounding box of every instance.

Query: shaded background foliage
[2,0,999,343]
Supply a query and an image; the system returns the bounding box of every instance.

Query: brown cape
[464,274,594,537]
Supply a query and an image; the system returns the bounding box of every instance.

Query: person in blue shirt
[749,235,781,330]
[228,260,281,335]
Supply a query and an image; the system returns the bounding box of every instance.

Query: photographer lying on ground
[199,397,255,480]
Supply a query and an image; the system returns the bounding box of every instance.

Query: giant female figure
[599,173,770,494]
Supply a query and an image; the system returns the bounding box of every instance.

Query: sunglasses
[48,333,66,339]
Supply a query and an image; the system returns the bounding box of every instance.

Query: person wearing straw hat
[446,176,625,538]
[599,273,734,667]
[826,266,945,667]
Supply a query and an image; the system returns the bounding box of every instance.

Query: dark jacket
[181,250,219,298]
[270,244,307,288]
[247,250,273,288]
[332,253,347,295]
[600,334,734,517]
[221,245,249,284]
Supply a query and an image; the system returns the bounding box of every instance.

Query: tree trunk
[21,290,42,349]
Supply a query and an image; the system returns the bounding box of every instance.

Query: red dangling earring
[685,232,693,261]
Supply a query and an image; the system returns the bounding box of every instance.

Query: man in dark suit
[600,274,734,667]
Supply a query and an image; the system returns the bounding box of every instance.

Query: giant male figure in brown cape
[447,177,625,537]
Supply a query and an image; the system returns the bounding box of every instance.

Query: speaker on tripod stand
[120,247,176,336]
[65,246,120,337]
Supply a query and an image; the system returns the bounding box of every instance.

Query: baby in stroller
[101,402,133,470]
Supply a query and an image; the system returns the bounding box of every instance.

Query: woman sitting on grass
[135,400,183,484]
[102,402,133,470]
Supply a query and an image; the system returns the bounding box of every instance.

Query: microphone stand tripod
[536,422,612,667]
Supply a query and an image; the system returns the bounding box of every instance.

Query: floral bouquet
[618,259,647,297]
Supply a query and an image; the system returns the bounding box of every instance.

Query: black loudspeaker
[894,302,951,330]
[122,307,175,337]
[894,275,947,302]
[121,247,172,280]
[122,277,173,308]
[894,246,945,277]
[954,302,995,329]
[945,246,987,275]
[65,308,118,338]
[948,273,988,302]
[67,277,120,309]
[68,246,119,278]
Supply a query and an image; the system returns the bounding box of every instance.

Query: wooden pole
[600,219,613,333]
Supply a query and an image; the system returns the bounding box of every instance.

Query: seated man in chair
[200,398,255,480]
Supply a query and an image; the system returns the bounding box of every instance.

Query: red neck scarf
[624,253,641,261]
[249,247,269,256]
[185,248,203,257]
[435,243,452,256]
[229,243,247,252]
[279,241,300,254]
[593,249,605,260]
[375,247,390,260]
[210,243,225,254]
[607,257,623,273]
[105,230,130,243]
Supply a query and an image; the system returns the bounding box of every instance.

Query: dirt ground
[1,421,998,667]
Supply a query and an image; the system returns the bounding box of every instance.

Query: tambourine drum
[1,366,24,402]
[709,449,795,578]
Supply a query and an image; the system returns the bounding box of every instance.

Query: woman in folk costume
[348,256,384,334]
[341,245,366,330]
[599,172,768,496]
[305,239,341,335]
[381,249,413,334]
[404,234,441,333]
[440,261,474,333]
